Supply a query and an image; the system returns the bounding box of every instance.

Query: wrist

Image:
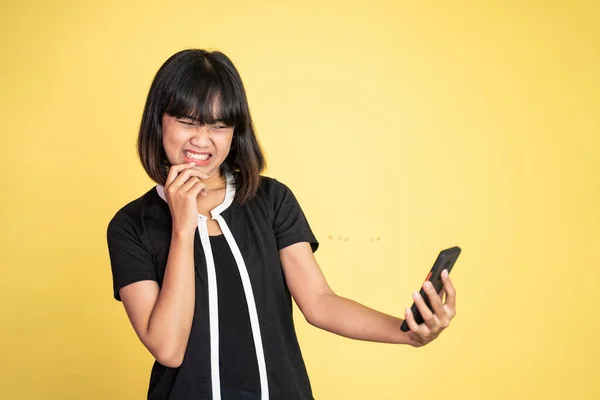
[171,228,196,241]
[394,322,415,345]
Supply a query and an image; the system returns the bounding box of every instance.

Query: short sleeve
[272,180,319,252]
[107,211,157,301]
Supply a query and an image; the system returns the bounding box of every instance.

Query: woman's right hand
[164,162,210,234]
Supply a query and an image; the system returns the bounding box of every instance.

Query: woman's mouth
[183,150,212,166]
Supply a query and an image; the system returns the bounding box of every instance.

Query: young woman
[107,49,457,400]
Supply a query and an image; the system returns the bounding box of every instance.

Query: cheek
[161,133,187,164]
[216,133,235,152]
[226,132,235,147]
[162,129,186,151]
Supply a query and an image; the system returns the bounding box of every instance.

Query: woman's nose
[190,125,211,145]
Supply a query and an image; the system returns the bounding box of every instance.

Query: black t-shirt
[107,176,319,400]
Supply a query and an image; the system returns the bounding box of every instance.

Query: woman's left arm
[279,242,457,347]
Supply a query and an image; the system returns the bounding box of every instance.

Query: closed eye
[177,119,195,126]
[211,121,231,129]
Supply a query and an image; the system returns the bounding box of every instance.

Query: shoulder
[256,175,293,200]
[107,187,161,236]
[253,175,307,215]
[252,175,298,210]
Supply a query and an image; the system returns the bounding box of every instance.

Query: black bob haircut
[137,49,266,204]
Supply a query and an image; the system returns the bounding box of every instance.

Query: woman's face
[161,113,234,181]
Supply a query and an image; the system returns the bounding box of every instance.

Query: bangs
[163,68,242,127]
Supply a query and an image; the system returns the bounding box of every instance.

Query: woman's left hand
[403,269,456,347]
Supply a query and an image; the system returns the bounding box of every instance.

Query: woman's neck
[201,171,228,191]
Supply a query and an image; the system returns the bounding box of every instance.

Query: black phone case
[400,246,461,332]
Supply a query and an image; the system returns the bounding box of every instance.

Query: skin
[119,112,457,368]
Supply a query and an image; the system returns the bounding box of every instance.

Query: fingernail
[412,291,420,300]
[424,281,433,289]
[405,308,411,314]
[442,269,449,278]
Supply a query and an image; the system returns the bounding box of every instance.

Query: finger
[423,281,445,318]
[180,176,202,192]
[186,168,211,181]
[439,288,447,303]
[189,180,209,197]
[404,307,421,333]
[412,290,436,329]
[166,164,211,189]
[174,168,213,188]
[441,270,457,317]
[167,169,192,193]
[170,168,204,190]
[165,162,195,188]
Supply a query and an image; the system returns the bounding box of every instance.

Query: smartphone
[400,246,461,332]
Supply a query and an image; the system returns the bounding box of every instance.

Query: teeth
[184,151,210,161]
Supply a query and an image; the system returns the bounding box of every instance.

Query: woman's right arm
[118,163,208,368]
[119,231,195,368]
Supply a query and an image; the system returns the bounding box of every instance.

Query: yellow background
[1,0,598,399]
